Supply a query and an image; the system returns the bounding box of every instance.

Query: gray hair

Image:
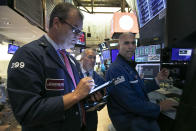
[49,2,84,28]
[81,48,96,60]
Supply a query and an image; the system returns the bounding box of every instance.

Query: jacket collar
[116,54,136,69]
[38,36,67,72]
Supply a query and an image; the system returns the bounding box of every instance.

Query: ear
[52,17,61,29]
[117,44,120,50]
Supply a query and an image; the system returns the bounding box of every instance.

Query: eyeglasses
[87,55,96,60]
[123,41,136,45]
[58,17,82,35]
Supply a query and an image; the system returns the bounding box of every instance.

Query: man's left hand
[156,68,170,82]
[90,91,103,102]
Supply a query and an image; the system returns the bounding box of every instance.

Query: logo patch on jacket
[114,76,125,85]
[45,79,64,90]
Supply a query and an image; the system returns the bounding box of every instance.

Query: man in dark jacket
[7,2,99,131]
[106,33,178,131]
[80,49,106,131]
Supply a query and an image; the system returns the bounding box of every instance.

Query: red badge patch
[45,79,64,90]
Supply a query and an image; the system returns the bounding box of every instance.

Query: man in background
[80,48,106,131]
[7,2,99,131]
[106,32,178,131]
[0,76,6,104]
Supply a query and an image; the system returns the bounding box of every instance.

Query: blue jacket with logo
[7,36,82,131]
[106,55,161,131]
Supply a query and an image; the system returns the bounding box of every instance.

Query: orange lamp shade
[111,12,139,37]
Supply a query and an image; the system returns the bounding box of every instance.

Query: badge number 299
[11,62,25,69]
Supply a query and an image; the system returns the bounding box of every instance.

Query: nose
[129,43,136,49]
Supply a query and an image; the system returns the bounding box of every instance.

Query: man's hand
[156,68,170,83]
[159,99,179,112]
[73,77,94,100]
[90,91,103,102]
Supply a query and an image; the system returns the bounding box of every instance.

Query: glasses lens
[73,28,82,35]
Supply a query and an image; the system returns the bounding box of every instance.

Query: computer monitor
[136,63,160,80]
[136,0,166,28]
[135,44,161,62]
[171,48,193,61]
[102,50,110,60]
[111,49,134,62]
[75,32,86,47]
[8,44,20,54]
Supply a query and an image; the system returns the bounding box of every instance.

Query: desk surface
[148,87,182,120]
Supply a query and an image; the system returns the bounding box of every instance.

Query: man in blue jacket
[7,2,99,131]
[106,33,178,131]
[80,49,106,131]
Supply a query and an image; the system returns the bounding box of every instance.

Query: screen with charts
[136,63,160,79]
[111,49,134,62]
[136,0,166,27]
[171,48,193,61]
[75,32,86,47]
[135,44,161,62]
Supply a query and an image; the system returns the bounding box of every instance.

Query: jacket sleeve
[106,67,160,119]
[142,79,160,93]
[7,46,65,126]
[93,71,106,111]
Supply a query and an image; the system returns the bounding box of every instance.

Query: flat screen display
[75,32,86,47]
[102,50,110,60]
[171,48,192,61]
[111,49,134,62]
[137,0,166,27]
[135,44,161,62]
[8,44,19,54]
[136,63,160,79]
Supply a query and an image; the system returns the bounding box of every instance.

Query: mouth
[127,51,134,54]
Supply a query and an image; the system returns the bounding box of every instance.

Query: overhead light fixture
[110,43,118,47]
[2,41,9,45]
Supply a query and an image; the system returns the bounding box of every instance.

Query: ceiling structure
[73,0,131,13]
[0,0,136,46]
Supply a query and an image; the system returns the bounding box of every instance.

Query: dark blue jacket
[106,55,160,131]
[85,71,105,131]
[7,36,82,131]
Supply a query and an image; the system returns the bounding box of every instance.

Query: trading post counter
[148,86,182,131]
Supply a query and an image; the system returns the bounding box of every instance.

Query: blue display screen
[102,50,110,60]
[111,49,134,62]
[8,44,19,54]
[171,48,192,61]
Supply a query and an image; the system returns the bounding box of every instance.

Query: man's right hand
[159,99,179,112]
[73,77,94,100]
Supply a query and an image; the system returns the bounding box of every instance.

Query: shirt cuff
[155,77,160,86]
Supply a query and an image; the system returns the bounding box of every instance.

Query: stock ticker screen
[137,0,166,27]
[135,44,161,62]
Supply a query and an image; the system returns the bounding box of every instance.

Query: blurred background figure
[80,48,106,131]
[0,76,6,104]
